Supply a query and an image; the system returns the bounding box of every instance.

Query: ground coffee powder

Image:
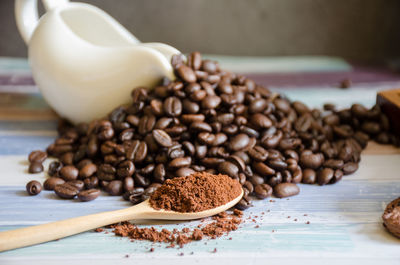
[149,172,242,212]
[108,209,243,248]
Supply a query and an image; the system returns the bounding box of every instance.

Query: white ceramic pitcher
[15,0,180,124]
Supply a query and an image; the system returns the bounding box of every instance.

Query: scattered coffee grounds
[109,210,242,247]
[382,197,400,238]
[25,51,400,210]
[149,172,242,212]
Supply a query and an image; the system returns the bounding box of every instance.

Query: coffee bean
[351,104,368,118]
[267,159,287,170]
[292,101,310,115]
[323,159,344,169]
[107,180,124,196]
[250,113,272,128]
[78,189,100,202]
[177,64,196,83]
[300,152,324,169]
[201,95,221,109]
[67,180,85,191]
[227,155,246,172]
[164,97,182,117]
[59,165,79,181]
[317,168,334,185]
[175,167,196,178]
[26,180,42,195]
[267,172,282,187]
[79,163,97,178]
[28,150,47,163]
[188,51,202,70]
[249,98,268,113]
[229,134,250,151]
[126,140,147,163]
[29,162,44,174]
[218,161,239,178]
[253,162,275,177]
[97,164,116,181]
[235,196,252,210]
[190,122,212,132]
[48,161,63,176]
[44,177,65,190]
[84,176,99,189]
[152,129,173,147]
[254,184,273,199]
[54,183,79,199]
[361,121,380,135]
[292,167,303,183]
[274,183,300,198]
[342,162,359,175]
[169,157,192,168]
[302,169,316,184]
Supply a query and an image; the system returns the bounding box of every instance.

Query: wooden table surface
[0,56,400,265]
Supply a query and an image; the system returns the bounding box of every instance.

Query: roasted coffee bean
[126,140,147,163]
[250,113,272,128]
[201,95,221,109]
[67,180,85,191]
[361,121,380,135]
[229,134,250,151]
[79,163,97,178]
[44,177,65,190]
[292,101,309,115]
[28,150,47,163]
[54,183,79,199]
[26,180,42,195]
[188,51,202,70]
[48,161,63,176]
[141,183,162,201]
[168,157,192,168]
[177,64,196,83]
[138,115,156,135]
[274,183,300,198]
[342,162,359,175]
[123,187,145,201]
[164,97,182,117]
[323,159,344,169]
[227,155,246,172]
[152,129,173,147]
[267,172,282,187]
[239,125,259,138]
[333,125,353,138]
[59,165,79,181]
[248,174,264,186]
[302,169,316,184]
[60,152,74,165]
[292,167,303,183]
[123,176,134,191]
[235,197,252,210]
[351,104,368,118]
[317,168,334,185]
[84,176,99,189]
[106,180,124,196]
[175,167,196,178]
[267,159,288,170]
[253,162,275,177]
[249,98,268,113]
[97,164,116,181]
[190,122,212,132]
[300,152,324,169]
[153,164,166,183]
[274,98,291,113]
[218,161,239,178]
[254,184,273,199]
[234,151,250,164]
[29,162,44,174]
[331,169,343,184]
[78,189,100,202]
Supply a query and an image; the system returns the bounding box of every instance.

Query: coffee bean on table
[317,168,334,185]
[218,161,239,178]
[84,176,99,189]
[254,184,273,199]
[28,162,44,174]
[67,180,85,191]
[54,183,79,199]
[44,177,65,190]
[28,150,47,163]
[48,161,63,176]
[78,189,100,202]
[59,165,79,181]
[106,180,124,196]
[274,183,300,198]
[342,162,359,175]
[300,152,324,169]
[177,64,196,83]
[235,196,252,210]
[302,169,316,184]
[79,163,97,178]
[26,180,42,195]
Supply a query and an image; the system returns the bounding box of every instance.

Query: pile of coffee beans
[26,52,399,210]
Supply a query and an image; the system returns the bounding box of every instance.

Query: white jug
[15,0,180,124]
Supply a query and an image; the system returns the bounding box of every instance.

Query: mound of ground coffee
[149,172,242,212]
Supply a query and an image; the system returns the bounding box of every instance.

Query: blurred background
[1,0,400,62]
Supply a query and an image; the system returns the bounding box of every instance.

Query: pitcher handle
[15,0,69,45]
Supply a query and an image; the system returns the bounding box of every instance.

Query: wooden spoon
[0,190,243,252]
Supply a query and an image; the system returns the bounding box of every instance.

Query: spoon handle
[0,207,137,252]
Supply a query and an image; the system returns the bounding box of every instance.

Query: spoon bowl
[0,190,243,252]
